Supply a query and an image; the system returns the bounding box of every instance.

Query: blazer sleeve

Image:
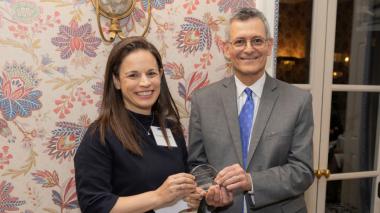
[187,90,209,170]
[251,92,314,208]
[74,126,118,213]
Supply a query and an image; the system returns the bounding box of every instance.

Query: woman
[74,36,203,213]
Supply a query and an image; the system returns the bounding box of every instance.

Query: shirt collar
[235,73,266,98]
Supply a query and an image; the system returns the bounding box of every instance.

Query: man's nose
[244,41,256,52]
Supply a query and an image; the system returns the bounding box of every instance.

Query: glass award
[190,164,218,191]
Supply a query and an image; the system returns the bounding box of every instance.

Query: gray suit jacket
[188,74,314,213]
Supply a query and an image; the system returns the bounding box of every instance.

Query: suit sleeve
[74,127,118,213]
[187,91,209,170]
[251,92,314,208]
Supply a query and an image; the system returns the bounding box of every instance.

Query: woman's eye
[147,71,158,77]
[127,73,139,78]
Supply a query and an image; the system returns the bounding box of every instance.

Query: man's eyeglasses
[228,37,268,49]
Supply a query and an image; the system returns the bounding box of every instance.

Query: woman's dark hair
[95,36,183,155]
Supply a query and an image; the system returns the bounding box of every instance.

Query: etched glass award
[190,164,218,191]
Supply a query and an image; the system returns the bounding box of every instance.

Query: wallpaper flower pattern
[0,0,277,212]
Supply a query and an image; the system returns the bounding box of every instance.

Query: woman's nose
[139,74,151,86]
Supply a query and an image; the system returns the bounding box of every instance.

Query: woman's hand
[153,173,196,207]
[184,187,206,210]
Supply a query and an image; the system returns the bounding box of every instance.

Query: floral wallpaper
[0,0,277,212]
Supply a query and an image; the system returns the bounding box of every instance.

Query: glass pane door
[277,0,380,212]
[316,0,380,212]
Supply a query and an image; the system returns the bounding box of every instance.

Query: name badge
[151,126,177,147]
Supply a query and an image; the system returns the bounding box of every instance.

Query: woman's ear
[113,75,121,90]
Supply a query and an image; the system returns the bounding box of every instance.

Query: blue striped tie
[239,88,254,168]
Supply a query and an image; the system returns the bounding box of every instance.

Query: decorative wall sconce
[91,0,151,42]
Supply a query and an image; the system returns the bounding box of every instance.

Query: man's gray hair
[225,7,271,40]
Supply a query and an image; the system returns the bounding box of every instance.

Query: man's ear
[113,75,121,90]
[266,38,274,56]
[223,42,231,60]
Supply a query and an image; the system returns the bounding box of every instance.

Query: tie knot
[244,88,253,97]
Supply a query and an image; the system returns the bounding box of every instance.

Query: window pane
[326,178,374,213]
[333,0,380,85]
[328,92,379,173]
[276,0,312,84]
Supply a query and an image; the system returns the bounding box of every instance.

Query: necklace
[129,112,154,135]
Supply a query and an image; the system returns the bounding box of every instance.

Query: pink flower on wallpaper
[194,52,213,69]
[31,11,61,34]
[53,95,74,119]
[0,181,26,212]
[217,0,255,13]
[0,62,42,121]
[177,17,212,54]
[178,71,209,109]
[51,20,101,60]
[45,115,90,163]
[74,87,93,106]
[0,146,13,170]
[8,25,28,39]
[53,87,95,119]
[182,0,200,14]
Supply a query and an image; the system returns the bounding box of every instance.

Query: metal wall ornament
[91,0,151,42]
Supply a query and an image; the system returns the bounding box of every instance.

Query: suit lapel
[246,75,279,168]
[221,77,243,165]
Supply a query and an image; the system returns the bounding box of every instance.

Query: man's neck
[235,71,265,86]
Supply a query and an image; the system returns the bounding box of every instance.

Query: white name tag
[155,199,188,213]
[151,126,177,147]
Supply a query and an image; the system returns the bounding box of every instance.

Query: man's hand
[214,164,252,192]
[204,185,233,207]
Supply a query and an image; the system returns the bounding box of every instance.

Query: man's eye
[233,40,246,47]
[252,38,264,45]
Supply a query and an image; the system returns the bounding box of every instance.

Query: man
[188,7,314,213]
